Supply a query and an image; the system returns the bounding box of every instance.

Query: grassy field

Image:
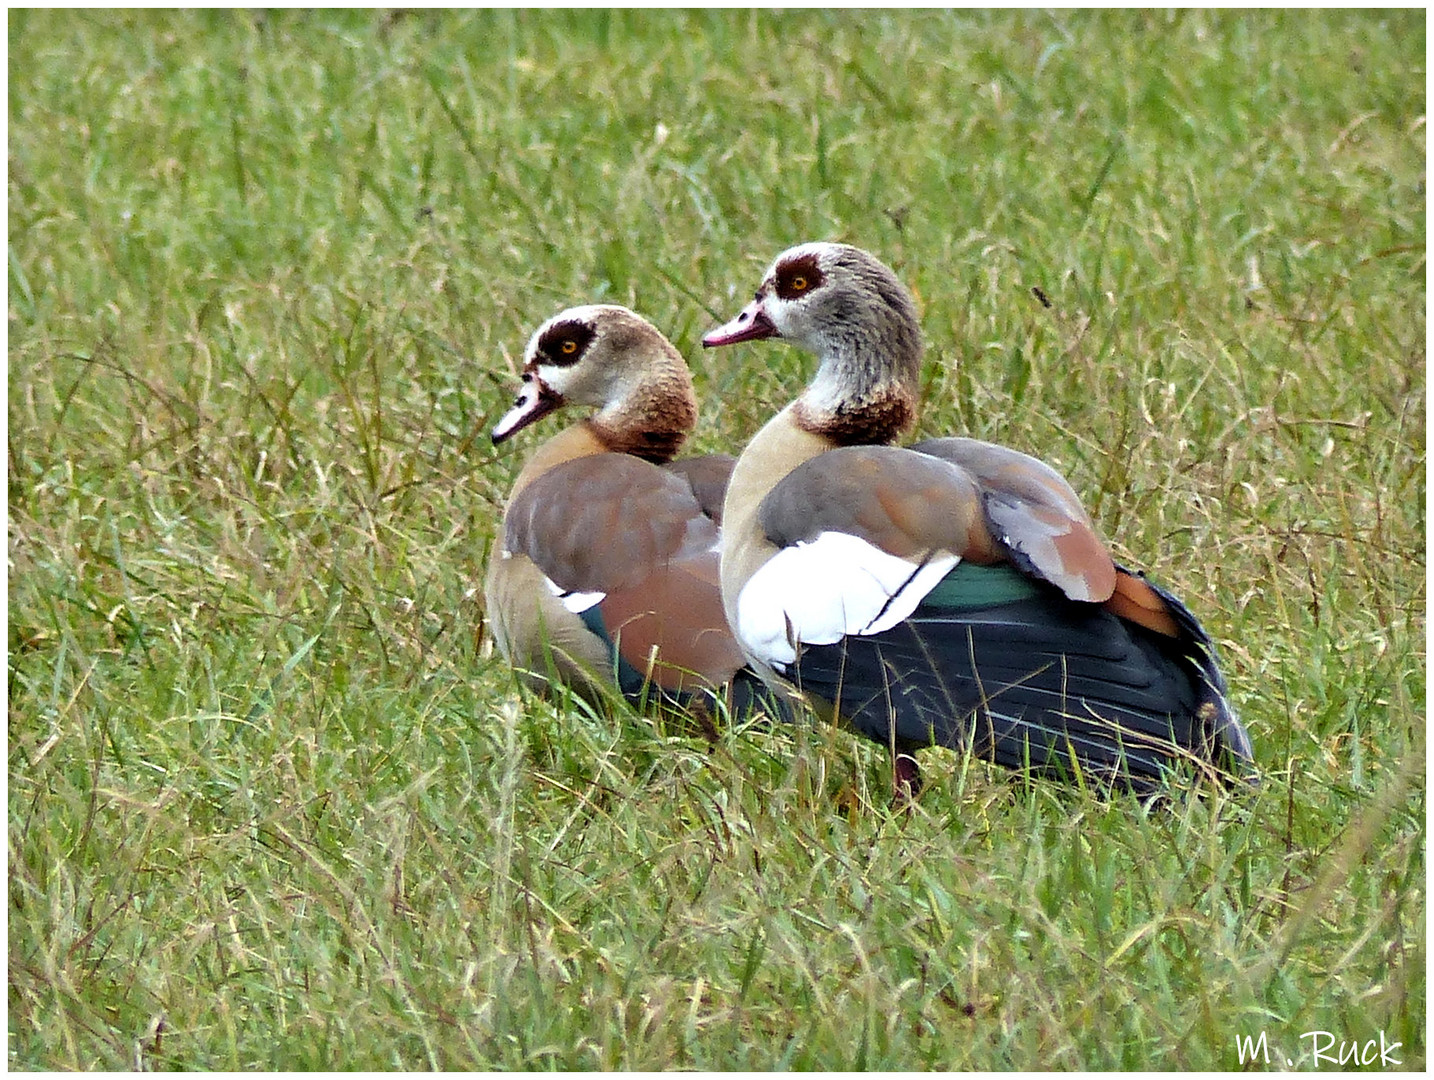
[8,9,1424,1069]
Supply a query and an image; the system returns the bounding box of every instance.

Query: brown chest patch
[795,392,915,447]
[589,420,689,464]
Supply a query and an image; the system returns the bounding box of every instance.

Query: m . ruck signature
[1236,1029,1404,1068]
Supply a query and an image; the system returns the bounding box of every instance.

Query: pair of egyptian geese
[485,242,1255,795]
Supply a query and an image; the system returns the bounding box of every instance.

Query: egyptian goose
[486,304,765,714]
[702,242,1254,794]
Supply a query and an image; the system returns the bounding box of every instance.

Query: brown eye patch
[537,319,596,366]
[773,253,824,301]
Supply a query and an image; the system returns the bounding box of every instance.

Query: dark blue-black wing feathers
[787,564,1252,791]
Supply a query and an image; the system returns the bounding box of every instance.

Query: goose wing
[504,454,745,690]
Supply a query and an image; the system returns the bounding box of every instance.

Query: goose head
[703,242,923,444]
[492,304,698,460]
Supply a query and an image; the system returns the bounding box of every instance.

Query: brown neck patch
[587,418,689,464]
[794,391,915,447]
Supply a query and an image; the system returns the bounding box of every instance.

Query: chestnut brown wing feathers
[756,440,1118,606]
[910,437,1118,603]
[504,454,719,596]
[757,446,993,562]
[662,453,736,526]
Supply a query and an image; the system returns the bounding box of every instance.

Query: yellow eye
[560,339,578,355]
[790,275,807,291]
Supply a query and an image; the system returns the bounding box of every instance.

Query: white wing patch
[736,531,959,671]
[543,575,605,614]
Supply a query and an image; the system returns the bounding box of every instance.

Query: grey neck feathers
[797,283,923,446]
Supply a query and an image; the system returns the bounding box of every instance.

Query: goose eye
[774,258,823,301]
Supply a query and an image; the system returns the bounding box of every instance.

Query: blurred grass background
[8,9,1424,1069]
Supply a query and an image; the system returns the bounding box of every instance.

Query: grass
[8,8,1424,1070]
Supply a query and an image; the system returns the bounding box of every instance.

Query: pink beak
[491,375,563,444]
[702,298,778,347]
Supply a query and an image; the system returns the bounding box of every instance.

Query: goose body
[703,243,1254,793]
[486,304,759,712]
